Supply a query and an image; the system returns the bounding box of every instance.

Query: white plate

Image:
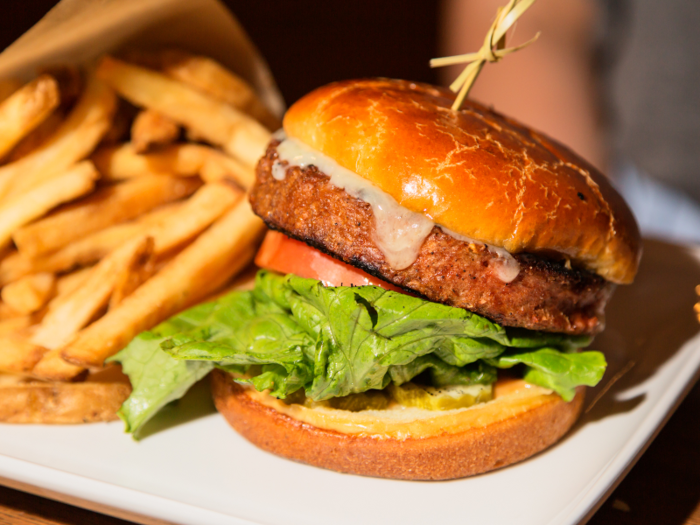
[1,238,699,525]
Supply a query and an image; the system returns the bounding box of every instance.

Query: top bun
[283,79,641,284]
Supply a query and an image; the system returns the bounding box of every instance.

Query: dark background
[232,1,439,106]
[0,1,58,51]
[1,2,700,525]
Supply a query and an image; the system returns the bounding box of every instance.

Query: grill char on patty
[250,142,615,336]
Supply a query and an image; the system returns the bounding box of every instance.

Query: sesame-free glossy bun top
[283,79,641,284]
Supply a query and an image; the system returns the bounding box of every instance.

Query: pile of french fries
[0,50,274,423]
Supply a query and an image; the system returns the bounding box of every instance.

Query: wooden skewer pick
[430,0,540,111]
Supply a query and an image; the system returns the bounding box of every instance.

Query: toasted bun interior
[211,370,584,480]
[283,79,640,284]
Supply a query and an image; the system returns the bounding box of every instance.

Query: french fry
[7,67,86,161]
[53,201,182,269]
[0,202,183,285]
[96,56,270,167]
[186,243,257,308]
[12,174,200,258]
[199,150,254,188]
[0,369,131,423]
[94,142,202,179]
[148,182,242,253]
[0,300,21,320]
[100,98,137,146]
[0,75,60,159]
[109,244,156,310]
[205,263,258,301]
[1,272,56,315]
[60,198,265,371]
[0,315,35,338]
[30,236,154,351]
[21,183,237,279]
[0,159,98,248]
[5,110,64,163]
[154,49,281,130]
[23,238,149,382]
[0,253,30,288]
[23,222,143,275]
[28,348,83,381]
[0,336,47,374]
[93,142,254,188]
[130,109,180,153]
[39,65,82,109]
[0,73,116,201]
[0,79,22,104]
[55,267,93,298]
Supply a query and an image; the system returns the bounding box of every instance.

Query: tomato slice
[255,230,405,292]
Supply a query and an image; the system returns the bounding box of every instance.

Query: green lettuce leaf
[163,271,597,400]
[487,348,607,401]
[388,356,497,387]
[107,303,220,438]
[114,270,606,435]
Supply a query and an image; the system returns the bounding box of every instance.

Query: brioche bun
[284,79,640,284]
[211,370,584,480]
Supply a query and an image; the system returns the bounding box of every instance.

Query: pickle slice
[283,389,391,411]
[388,382,493,410]
[327,390,390,412]
[281,388,307,406]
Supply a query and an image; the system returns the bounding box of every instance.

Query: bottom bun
[211,370,584,480]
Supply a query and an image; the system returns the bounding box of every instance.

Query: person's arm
[439,0,606,171]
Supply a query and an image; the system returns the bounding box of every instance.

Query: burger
[114,79,641,480]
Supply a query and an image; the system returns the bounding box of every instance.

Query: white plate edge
[0,453,263,525]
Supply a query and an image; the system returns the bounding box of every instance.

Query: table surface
[1,377,699,525]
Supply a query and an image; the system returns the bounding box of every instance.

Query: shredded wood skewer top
[430,0,540,111]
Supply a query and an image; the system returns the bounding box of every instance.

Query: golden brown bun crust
[284,79,641,284]
[211,370,584,481]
